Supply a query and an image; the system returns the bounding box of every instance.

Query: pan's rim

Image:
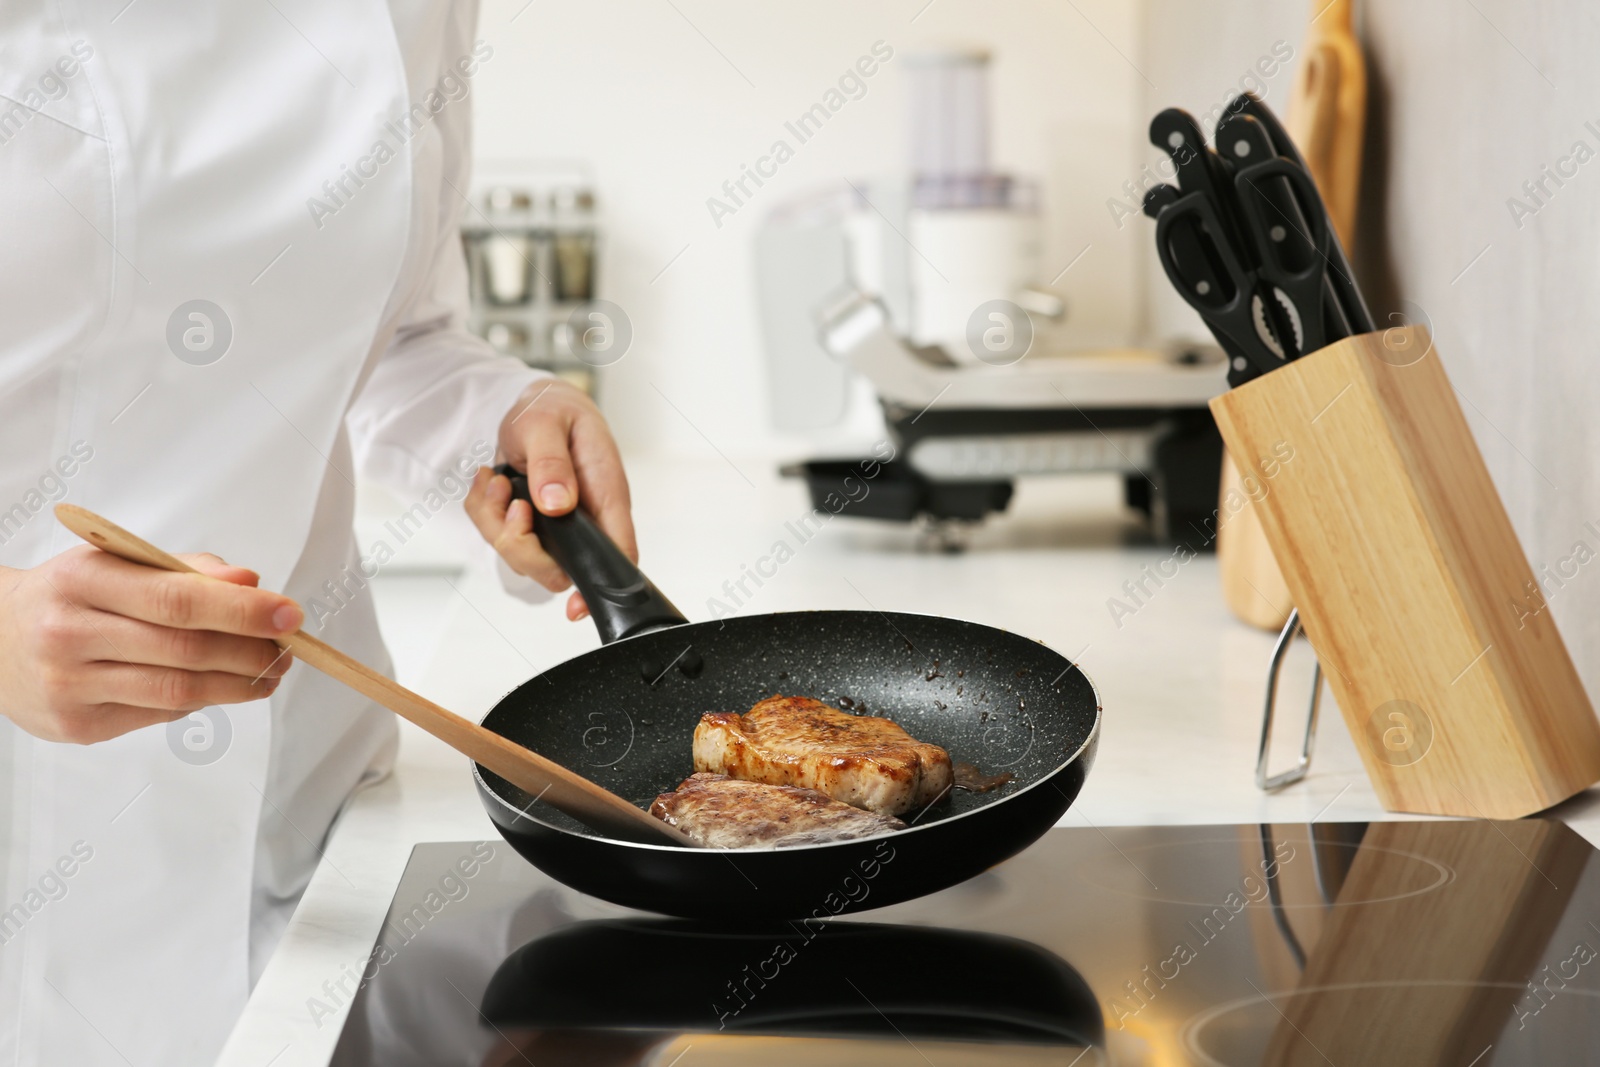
[471,608,1103,854]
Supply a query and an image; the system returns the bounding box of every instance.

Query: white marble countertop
[218,456,1600,1066]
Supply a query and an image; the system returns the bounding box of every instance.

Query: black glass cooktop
[328,821,1600,1066]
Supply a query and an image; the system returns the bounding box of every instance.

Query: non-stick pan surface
[474,473,1100,919]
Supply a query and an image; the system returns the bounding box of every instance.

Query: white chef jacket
[0,2,542,1063]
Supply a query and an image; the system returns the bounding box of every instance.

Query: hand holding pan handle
[494,463,688,645]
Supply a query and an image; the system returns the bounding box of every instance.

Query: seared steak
[693,694,953,816]
[649,773,904,848]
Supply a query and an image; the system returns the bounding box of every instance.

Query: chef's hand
[465,378,636,622]
[0,548,300,744]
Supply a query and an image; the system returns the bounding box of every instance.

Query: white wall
[472,0,1146,457]
[1137,1,1310,345]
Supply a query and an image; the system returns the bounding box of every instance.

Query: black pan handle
[494,463,688,644]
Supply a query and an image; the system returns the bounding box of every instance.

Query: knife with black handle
[1229,94,1373,337]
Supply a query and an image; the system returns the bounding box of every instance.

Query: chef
[0,3,631,1064]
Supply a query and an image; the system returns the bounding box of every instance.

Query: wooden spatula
[54,504,696,848]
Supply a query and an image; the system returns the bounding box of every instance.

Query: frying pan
[473,467,1101,919]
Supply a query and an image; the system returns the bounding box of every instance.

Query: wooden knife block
[1210,327,1600,817]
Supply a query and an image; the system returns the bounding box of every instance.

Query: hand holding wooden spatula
[54,504,695,847]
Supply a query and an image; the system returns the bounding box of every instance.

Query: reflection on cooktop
[1074,827,1453,909]
[327,820,1600,1067]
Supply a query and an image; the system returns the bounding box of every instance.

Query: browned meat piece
[649,773,904,849]
[693,694,953,816]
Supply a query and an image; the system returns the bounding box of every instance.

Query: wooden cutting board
[1287,0,1367,250]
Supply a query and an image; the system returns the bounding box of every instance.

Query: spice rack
[462,167,603,394]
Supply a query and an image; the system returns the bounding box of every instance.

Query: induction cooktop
[326,821,1600,1066]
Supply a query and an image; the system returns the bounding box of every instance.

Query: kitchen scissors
[1219,113,1336,360]
[1145,104,1350,387]
[1151,185,1288,386]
